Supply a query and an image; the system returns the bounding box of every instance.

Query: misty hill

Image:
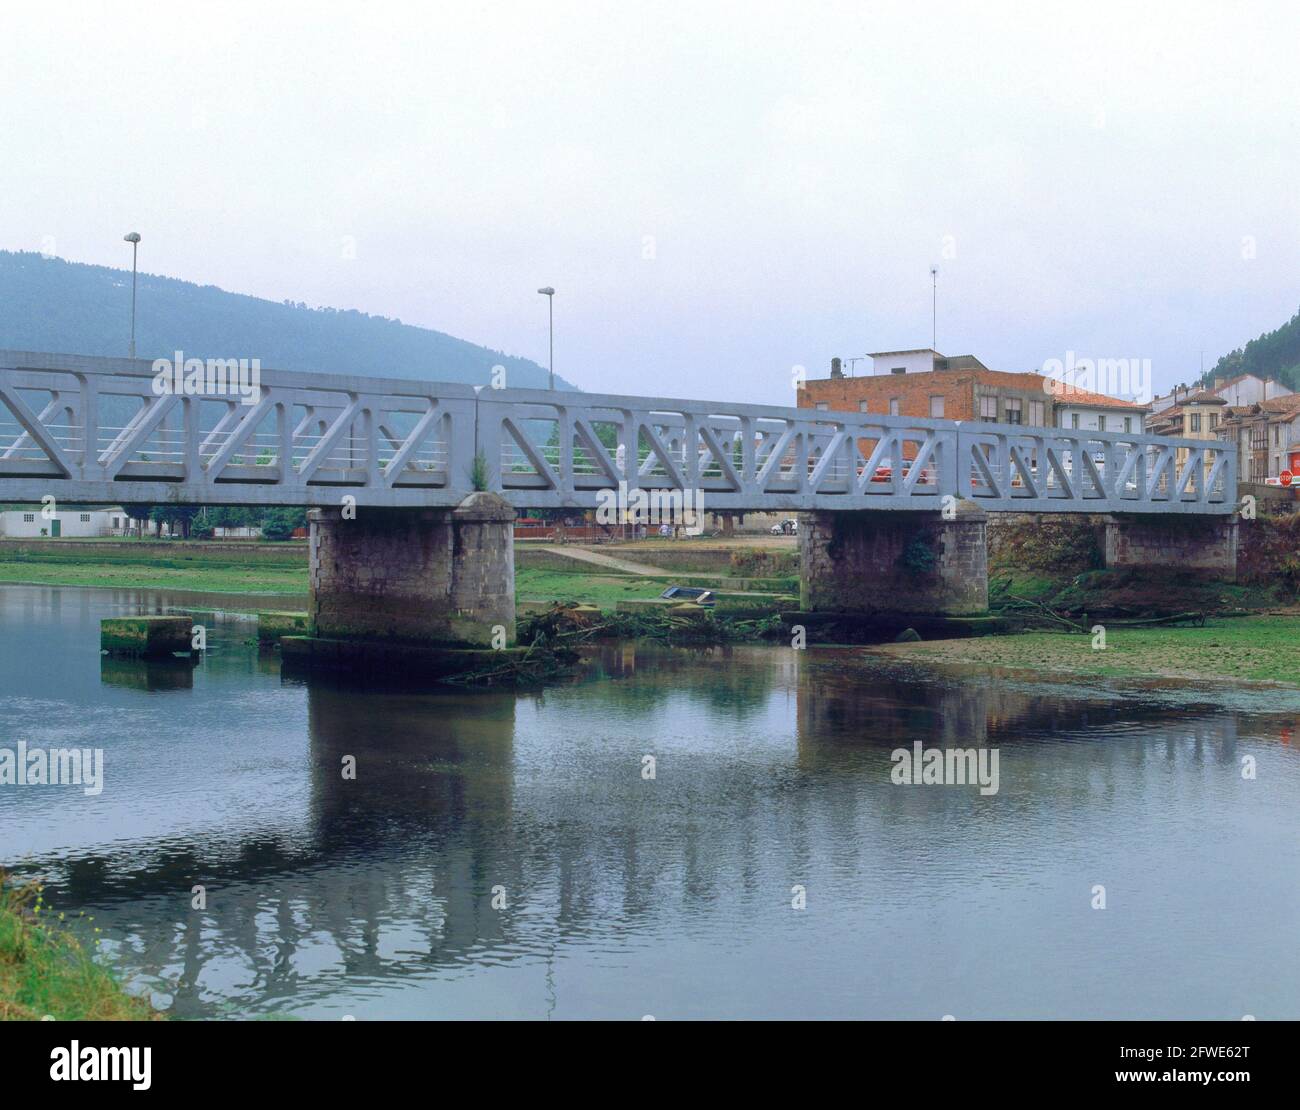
[1206,305,1300,391]
[0,250,572,391]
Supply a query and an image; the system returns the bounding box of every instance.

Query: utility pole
[930,265,938,351]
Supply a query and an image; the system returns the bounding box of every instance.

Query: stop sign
[1282,470,1294,487]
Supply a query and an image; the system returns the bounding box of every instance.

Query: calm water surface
[2,583,1299,1019]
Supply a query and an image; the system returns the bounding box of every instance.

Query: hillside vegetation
[1205,305,1300,391]
[0,250,570,390]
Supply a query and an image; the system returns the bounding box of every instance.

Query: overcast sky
[2,1,1297,403]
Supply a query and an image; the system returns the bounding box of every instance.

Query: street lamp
[929,265,938,352]
[537,286,555,390]
[124,232,142,358]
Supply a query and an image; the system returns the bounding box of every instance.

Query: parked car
[770,518,798,535]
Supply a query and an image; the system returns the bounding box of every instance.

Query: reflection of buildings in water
[793,651,1248,796]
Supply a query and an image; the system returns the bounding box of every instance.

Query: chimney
[830,357,843,379]
[1213,377,1225,391]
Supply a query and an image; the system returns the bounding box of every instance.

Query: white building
[1052,397,1146,434]
[850,349,992,377]
[1152,374,1292,413]
[0,505,129,538]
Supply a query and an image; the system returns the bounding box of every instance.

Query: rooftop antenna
[929,265,938,351]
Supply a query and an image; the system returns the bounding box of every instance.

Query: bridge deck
[0,351,1235,514]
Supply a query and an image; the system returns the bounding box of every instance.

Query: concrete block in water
[100,616,193,657]
[279,635,526,683]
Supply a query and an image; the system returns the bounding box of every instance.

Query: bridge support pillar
[1103,513,1238,579]
[799,502,988,616]
[308,492,516,647]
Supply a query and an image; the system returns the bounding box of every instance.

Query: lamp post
[124,232,142,358]
[537,286,555,390]
[929,265,938,351]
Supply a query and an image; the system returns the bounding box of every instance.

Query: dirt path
[538,546,667,576]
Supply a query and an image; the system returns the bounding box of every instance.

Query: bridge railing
[0,353,1236,513]
[483,388,1236,513]
[0,352,478,506]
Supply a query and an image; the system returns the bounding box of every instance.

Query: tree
[260,507,306,541]
[120,503,154,538]
[150,504,200,539]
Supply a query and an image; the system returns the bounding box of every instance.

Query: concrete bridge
[0,351,1240,648]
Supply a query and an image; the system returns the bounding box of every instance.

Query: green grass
[0,545,307,594]
[0,548,684,607]
[515,567,653,607]
[878,615,1300,686]
[0,875,159,1021]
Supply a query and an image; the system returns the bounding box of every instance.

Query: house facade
[1151,373,1292,413]
[1215,395,1300,482]
[1145,391,1230,479]
[800,349,1148,432]
[0,505,128,538]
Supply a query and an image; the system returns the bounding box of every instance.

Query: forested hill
[0,250,571,390]
[1206,306,1300,391]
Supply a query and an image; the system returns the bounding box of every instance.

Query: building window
[80,513,91,523]
[928,395,944,418]
[23,513,35,523]
[1124,416,1132,433]
[858,400,869,413]
[1029,400,1045,426]
[889,398,900,416]
[1274,425,1281,445]
[979,395,998,421]
[1097,415,1107,433]
[1071,413,1080,429]
[1004,398,1022,424]
[1209,413,1218,430]
[1190,413,1202,433]
[814,402,829,411]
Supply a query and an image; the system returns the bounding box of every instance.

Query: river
[2,583,1298,1019]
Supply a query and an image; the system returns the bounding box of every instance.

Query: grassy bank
[0,541,787,610]
[0,551,670,608]
[872,614,1300,686]
[0,876,157,1021]
[515,567,654,607]
[0,540,308,594]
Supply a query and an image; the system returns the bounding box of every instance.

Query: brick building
[799,348,1147,431]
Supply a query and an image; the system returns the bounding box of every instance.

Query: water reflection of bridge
[20,646,1275,1017]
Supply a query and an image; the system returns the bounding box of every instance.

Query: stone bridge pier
[1103,513,1238,579]
[799,501,989,618]
[307,492,517,649]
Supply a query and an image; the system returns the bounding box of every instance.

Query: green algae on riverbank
[871,614,1300,687]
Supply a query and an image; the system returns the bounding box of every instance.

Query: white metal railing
[0,351,1236,513]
